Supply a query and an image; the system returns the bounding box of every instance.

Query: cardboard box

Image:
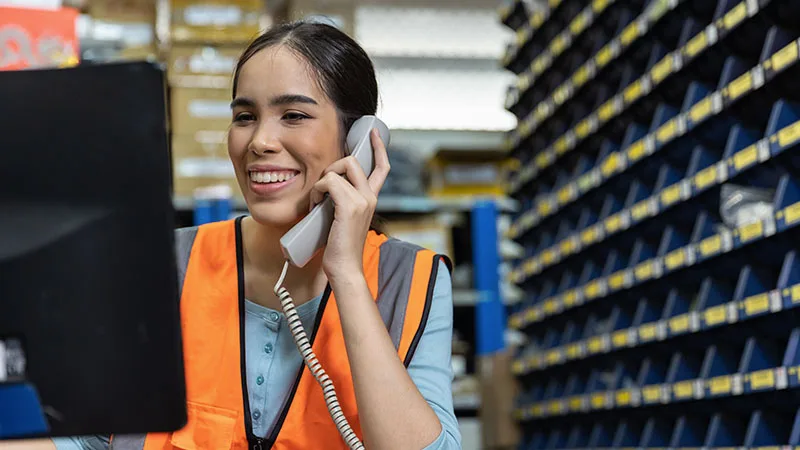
[426,149,511,198]
[167,44,243,88]
[383,217,453,262]
[478,351,520,449]
[171,134,240,198]
[90,0,154,23]
[170,0,265,44]
[170,87,232,136]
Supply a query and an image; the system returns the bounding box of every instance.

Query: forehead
[236,45,326,102]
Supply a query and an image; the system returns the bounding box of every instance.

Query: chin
[246,198,306,229]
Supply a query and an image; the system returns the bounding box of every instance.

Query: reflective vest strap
[108,434,147,450]
[398,250,441,364]
[174,227,199,300]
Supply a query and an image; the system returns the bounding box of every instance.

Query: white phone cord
[274,261,366,450]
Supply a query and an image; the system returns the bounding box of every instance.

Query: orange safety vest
[110,217,450,450]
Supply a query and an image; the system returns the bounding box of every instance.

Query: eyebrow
[230,94,318,109]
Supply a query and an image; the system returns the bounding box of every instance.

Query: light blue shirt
[55,260,461,449]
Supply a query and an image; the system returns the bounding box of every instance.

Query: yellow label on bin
[778,121,800,148]
[532,403,545,417]
[674,381,694,399]
[555,135,570,155]
[749,369,776,390]
[657,120,678,143]
[576,119,592,139]
[601,152,622,177]
[569,396,584,411]
[665,249,686,270]
[612,330,629,347]
[627,139,647,162]
[574,65,591,86]
[632,199,651,221]
[548,400,563,414]
[570,13,589,35]
[582,226,600,245]
[560,238,577,255]
[723,2,747,30]
[727,71,752,100]
[558,185,575,204]
[635,261,654,280]
[639,323,657,341]
[566,343,582,359]
[690,97,714,123]
[643,386,662,403]
[597,45,614,66]
[709,375,732,395]
[535,151,553,169]
[591,393,607,409]
[609,271,627,289]
[685,31,708,58]
[700,235,722,256]
[624,81,644,104]
[544,298,559,313]
[669,314,690,334]
[744,293,769,316]
[621,23,639,46]
[542,249,556,264]
[548,0,561,7]
[546,349,561,365]
[694,165,718,189]
[586,280,604,299]
[564,290,579,307]
[592,0,610,12]
[588,336,604,353]
[651,55,674,84]
[739,221,764,243]
[784,202,800,225]
[616,389,632,406]
[704,304,728,326]
[733,145,758,170]
[606,213,624,233]
[533,55,549,74]
[661,184,682,206]
[772,42,799,72]
[599,99,617,121]
[550,35,568,55]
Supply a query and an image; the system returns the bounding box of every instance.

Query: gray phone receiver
[279,115,391,267]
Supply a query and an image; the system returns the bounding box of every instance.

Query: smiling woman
[41,21,461,450]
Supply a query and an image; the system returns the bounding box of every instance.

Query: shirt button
[264,343,273,354]
[253,410,261,420]
[256,375,264,385]
[269,311,280,322]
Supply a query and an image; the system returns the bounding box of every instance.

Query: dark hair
[232,21,385,233]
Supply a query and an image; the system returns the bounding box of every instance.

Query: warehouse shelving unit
[499,0,800,447]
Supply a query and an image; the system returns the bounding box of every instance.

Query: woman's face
[228,45,343,228]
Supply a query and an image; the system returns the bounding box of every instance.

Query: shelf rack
[499,0,800,447]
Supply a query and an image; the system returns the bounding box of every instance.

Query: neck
[241,216,328,308]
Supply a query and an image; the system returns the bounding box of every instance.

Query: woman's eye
[283,112,309,121]
[233,112,255,123]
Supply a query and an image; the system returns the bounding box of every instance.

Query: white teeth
[250,170,296,184]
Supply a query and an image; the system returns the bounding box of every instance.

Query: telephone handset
[279,115,391,268]
[273,115,390,450]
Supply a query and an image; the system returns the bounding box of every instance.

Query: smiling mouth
[249,170,299,184]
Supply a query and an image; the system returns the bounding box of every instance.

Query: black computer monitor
[0,61,186,440]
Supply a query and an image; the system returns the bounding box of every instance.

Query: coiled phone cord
[274,261,366,450]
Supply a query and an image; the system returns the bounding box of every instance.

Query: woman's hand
[310,128,390,285]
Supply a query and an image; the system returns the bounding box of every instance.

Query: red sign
[0,7,80,71]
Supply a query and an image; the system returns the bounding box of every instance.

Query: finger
[321,155,374,199]
[367,128,391,195]
[309,172,364,211]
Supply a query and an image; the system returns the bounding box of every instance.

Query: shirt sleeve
[407,259,462,450]
[52,435,109,450]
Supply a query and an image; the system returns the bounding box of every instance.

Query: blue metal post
[471,200,506,356]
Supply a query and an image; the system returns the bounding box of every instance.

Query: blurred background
[1,1,522,448]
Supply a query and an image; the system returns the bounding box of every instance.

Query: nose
[247,121,282,155]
